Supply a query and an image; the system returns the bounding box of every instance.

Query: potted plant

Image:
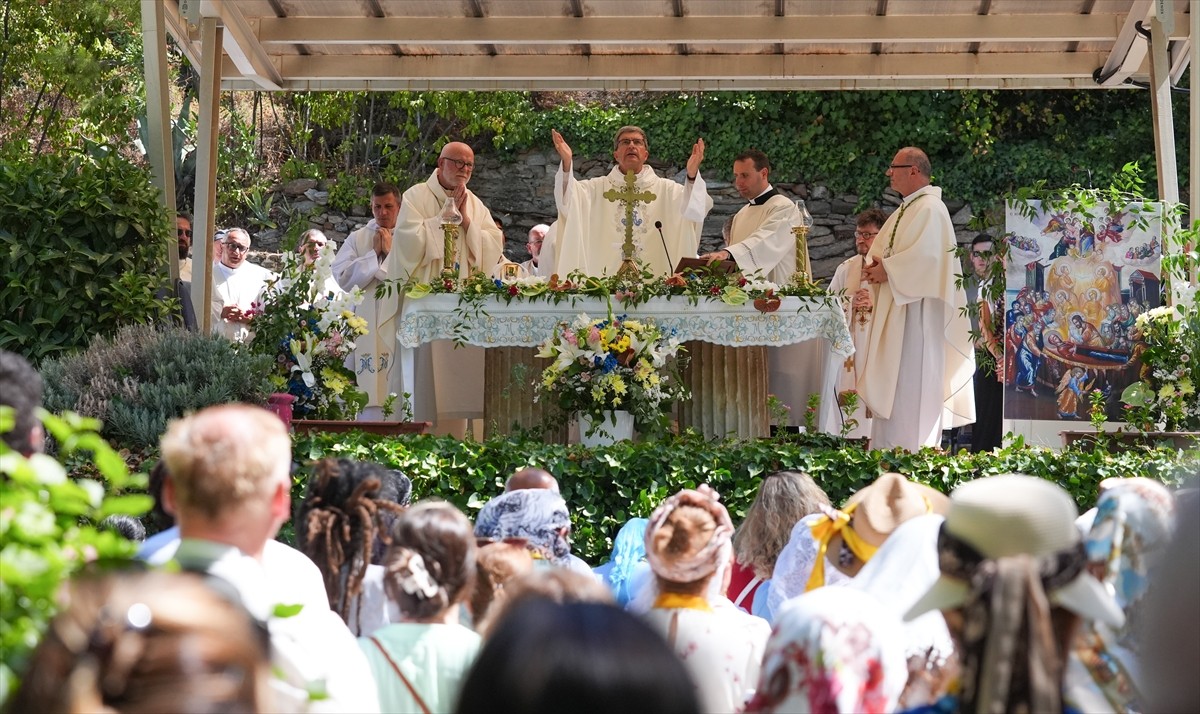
[535,311,689,446]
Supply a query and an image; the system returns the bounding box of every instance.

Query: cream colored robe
[820,255,873,439]
[858,185,975,451]
[332,221,392,411]
[210,261,273,343]
[386,171,506,422]
[554,164,713,277]
[726,190,798,284]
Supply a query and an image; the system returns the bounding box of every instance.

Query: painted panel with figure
[1002,201,1162,422]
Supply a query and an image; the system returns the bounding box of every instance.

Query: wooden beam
[1148,13,1179,204]
[191,18,222,335]
[270,51,1112,81]
[1096,0,1154,86]
[141,0,180,285]
[1189,1,1198,281]
[253,13,1189,45]
[161,0,201,69]
[207,0,283,89]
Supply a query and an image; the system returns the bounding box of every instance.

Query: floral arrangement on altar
[1120,285,1200,432]
[534,311,689,436]
[402,262,830,311]
[245,245,369,420]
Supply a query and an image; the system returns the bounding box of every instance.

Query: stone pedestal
[484,346,568,441]
[678,342,769,439]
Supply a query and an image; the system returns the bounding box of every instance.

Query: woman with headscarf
[746,587,908,713]
[902,475,1125,713]
[473,488,582,570]
[640,485,771,713]
[1065,477,1175,713]
[768,473,947,622]
[593,517,652,607]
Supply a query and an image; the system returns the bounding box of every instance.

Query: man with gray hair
[519,222,557,277]
[211,227,274,343]
[550,126,713,276]
[160,404,380,712]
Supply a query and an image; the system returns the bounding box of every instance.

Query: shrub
[40,324,274,451]
[290,430,1199,564]
[0,146,175,360]
[0,410,152,703]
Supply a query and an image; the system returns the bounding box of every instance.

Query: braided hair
[295,458,410,631]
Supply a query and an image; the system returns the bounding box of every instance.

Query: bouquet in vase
[535,312,689,437]
[245,243,369,420]
[1120,286,1200,431]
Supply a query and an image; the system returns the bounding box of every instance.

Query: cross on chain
[603,171,657,263]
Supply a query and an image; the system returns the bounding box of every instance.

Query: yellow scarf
[804,501,879,592]
[653,592,714,612]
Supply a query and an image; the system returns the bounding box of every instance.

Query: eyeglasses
[617,138,646,148]
[888,164,915,170]
[223,242,250,254]
[442,157,474,170]
[176,228,192,237]
[528,240,544,246]
[854,231,878,239]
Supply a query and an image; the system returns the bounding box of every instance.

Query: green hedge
[290,431,1199,564]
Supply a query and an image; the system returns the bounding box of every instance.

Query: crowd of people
[3,347,1197,713]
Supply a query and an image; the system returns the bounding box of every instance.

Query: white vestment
[726,189,797,284]
[211,260,273,343]
[820,255,873,439]
[179,256,192,282]
[332,221,392,411]
[386,171,506,422]
[858,185,975,451]
[554,164,713,276]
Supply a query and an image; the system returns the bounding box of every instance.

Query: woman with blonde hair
[360,501,480,713]
[8,569,271,713]
[729,471,831,616]
[641,485,771,713]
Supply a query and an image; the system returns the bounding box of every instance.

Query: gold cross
[603,171,657,265]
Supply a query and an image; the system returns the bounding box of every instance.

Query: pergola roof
[164,0,1194,92]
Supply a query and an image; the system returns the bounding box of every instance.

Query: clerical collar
[749,186,778,206]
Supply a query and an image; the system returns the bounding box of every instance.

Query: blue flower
[603,354,618,373]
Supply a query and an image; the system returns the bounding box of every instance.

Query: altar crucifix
[603,170,657,277]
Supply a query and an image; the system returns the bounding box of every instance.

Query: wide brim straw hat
[843,472,951,548]
[905,474,1124,628]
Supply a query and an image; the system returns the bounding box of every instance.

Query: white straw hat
[905,474,1124,628]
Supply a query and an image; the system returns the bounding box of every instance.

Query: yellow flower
[615,335,631,353]
[1179,378,1195,396]
[1158,384,1176,399]
[591,385,606,403]
[611,376,627,395]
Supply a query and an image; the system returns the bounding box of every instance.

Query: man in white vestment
[211,227,273,343]
[160,404,380,713]
[820,209,887,439]
[332,183,400,420]
[386,141,506,432]
[518,223,555,277]
[550,126,713,276]
[860,147,975,451]
[699,149,798,284]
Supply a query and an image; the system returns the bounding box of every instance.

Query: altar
[398,294,853,440]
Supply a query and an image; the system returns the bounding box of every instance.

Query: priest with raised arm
[384,141,505,433]
[859,147,975,451]
[550,126,713,276]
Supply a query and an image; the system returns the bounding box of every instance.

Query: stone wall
[252,149,977,281]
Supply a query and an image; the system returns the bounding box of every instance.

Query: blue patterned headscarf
[603,518,649,606]
[474,489,572,566]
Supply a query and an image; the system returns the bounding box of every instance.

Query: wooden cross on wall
[603,171,657,264]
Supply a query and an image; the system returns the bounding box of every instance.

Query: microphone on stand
[655,220,674,272]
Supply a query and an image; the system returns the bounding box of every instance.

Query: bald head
[505,468,559,493]
[437,141,476,190]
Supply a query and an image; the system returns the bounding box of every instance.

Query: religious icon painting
[1001,200,1163,423]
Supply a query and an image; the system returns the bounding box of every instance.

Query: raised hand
[551,129,573,171]
[452,183,471,230]
[686,137,705,179]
